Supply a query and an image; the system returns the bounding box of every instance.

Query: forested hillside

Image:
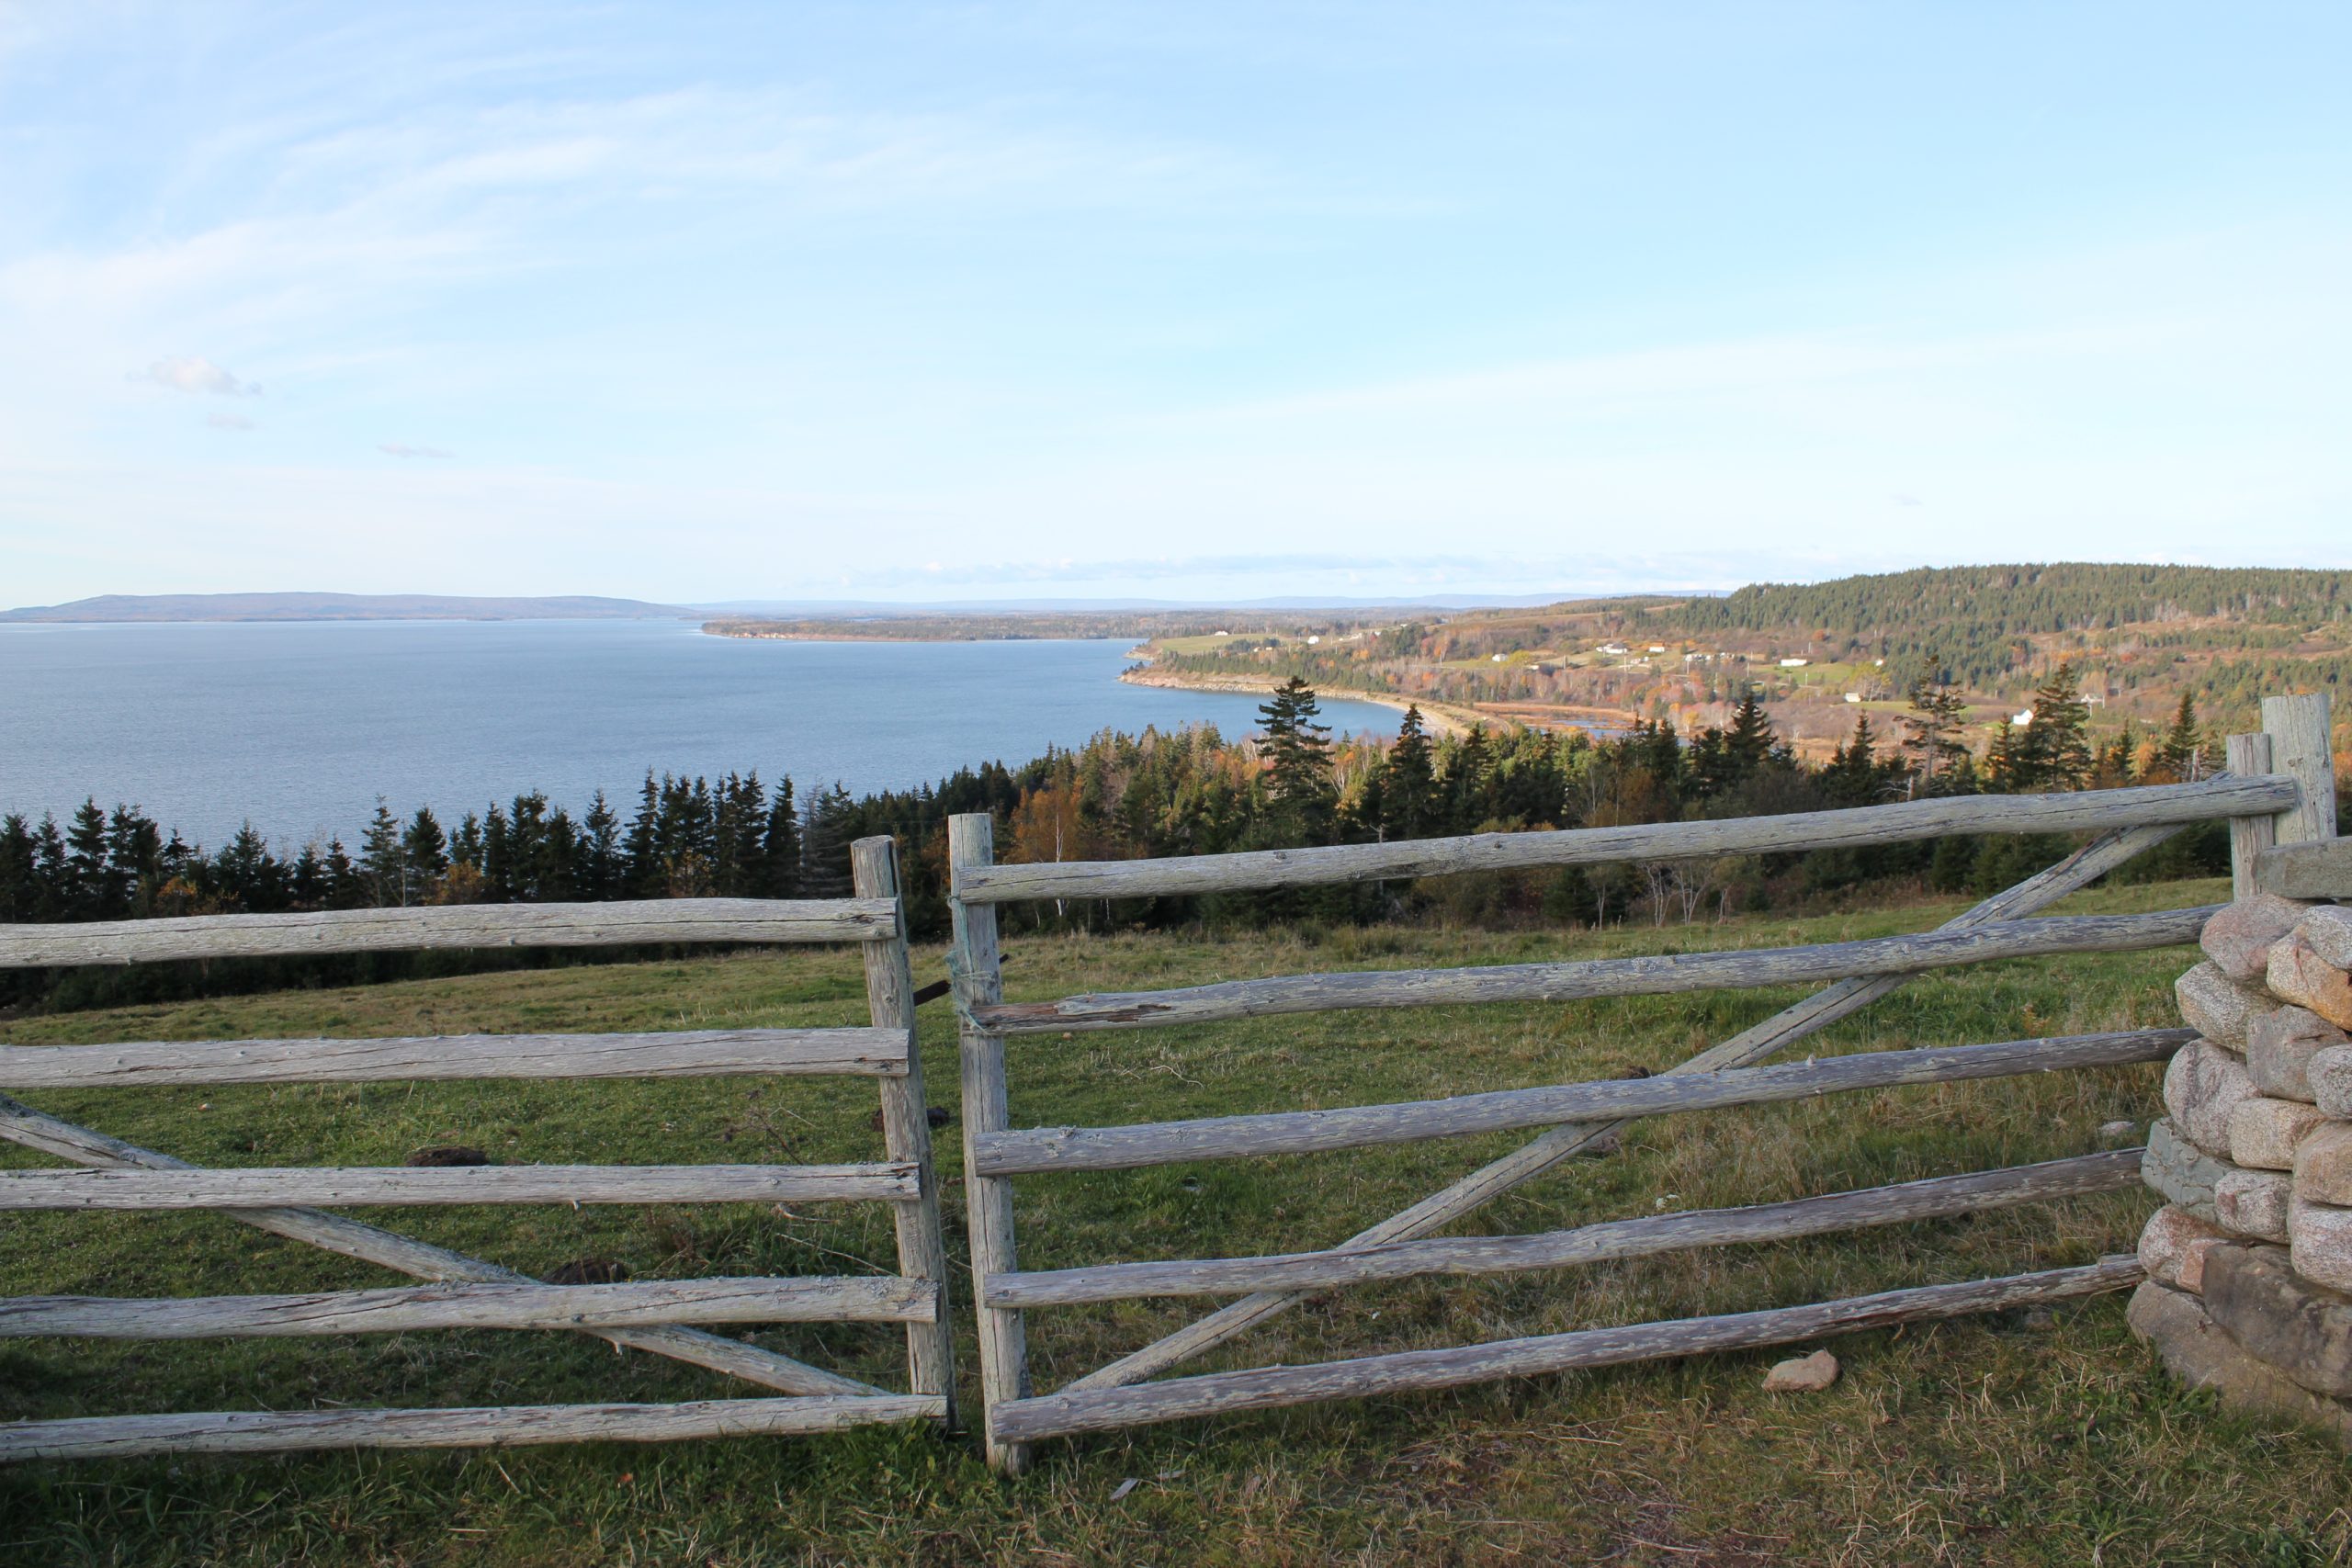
[1136,563,2352,757]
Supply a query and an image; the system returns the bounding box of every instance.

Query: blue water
[0,621,1399,847]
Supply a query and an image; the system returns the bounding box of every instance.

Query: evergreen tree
[1724,688,1778,777]
[760,778,803,897]
[1442,723,1493,832]
[403,807,449,893]
[30,815,66,918]
[1823,715,1887,807]
[0,815,39,921]
[481,803,514,898]
[1257,677,1336,840]
[2151,694,2205,784]
[289,842,330,908]
[1377,705,1439,840]
[1898,674,1972,795]
[322,837,363,908]
[799,783,854,897]
[2013,662,2095,791]
[106,806,161,915]
[623,771,662,895]
[581,790,623,898]
[213,823,287,912]
[63,798,111,918]
[358,799,407,906]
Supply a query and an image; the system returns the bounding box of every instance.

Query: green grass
[2,876,2347,1566]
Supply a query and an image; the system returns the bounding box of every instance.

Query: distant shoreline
[1118,663,1474,737]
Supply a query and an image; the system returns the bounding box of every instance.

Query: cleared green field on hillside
[2,878,2346,1566]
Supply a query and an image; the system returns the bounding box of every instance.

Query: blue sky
[2,2,2347,605]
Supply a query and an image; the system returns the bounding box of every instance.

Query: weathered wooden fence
[0,836,953,1461]
[944,694,2336,1470]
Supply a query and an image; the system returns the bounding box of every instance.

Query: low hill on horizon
[0,592,693,623]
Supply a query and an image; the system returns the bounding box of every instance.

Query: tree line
[6,659,2282,969]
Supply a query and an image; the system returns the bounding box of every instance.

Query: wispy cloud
[207,412,256,431]
[140,355,259,396]
[378,443,453,459]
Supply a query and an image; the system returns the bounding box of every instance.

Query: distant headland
[0,592,694,623]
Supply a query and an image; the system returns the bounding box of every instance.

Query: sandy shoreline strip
[1119,665,1475,737]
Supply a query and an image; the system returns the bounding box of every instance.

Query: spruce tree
[761,778,803,897]
[2016,662,2094,791]
[322,838,363,908]
[1898,674,1972,795]
[1724,688,1777,778]
[799,783,854,898]
[1257,677,1336,840]
[63,798,111,919]
[358,799,407,907]
[0,815,38,921]
[106,806,161,915]
[403,807,449,892]
[623,771,662,894]
[1442,723,1494,832]
[1378,705,1439,840]
[582,790,623,898]
[2152,694,2204,784]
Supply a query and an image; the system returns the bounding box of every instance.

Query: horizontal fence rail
[952,774,2296,904]
[983,1149,2145,1306]
[0,1275,939,1337]
[0,1027,910,1089]
[0,1091,892,1398]
[1057,816,2211,1400]
[978,908,2213,1033]
[0,848,967,1458]
[974,1030,2189,1175]
[0,1395,947,1462]
[0,897,899,970]
[0,1162,921,1211]
[988,1256,2144,1442]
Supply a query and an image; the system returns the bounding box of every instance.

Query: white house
[1779,657,1810,668]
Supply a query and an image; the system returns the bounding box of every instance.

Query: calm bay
[0,621,1399,846]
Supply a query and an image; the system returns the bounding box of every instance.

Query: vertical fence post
[2260,692,2337,846]
[851,836,956,1422]
[2224,732,2276,900]
[946,813,1033,1473]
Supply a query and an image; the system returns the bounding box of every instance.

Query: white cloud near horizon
[138,355,260,397]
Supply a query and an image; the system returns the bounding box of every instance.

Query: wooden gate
[0,836,953,1460]
[943,698,2333,1471]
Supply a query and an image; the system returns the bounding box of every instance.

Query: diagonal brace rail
[1066,815,2198,1393]
[0,1093,889,1399]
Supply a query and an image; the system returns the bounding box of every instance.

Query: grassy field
[2,875,2348,1566]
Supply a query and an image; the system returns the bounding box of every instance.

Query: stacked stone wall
[2133,897,2352,1444]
